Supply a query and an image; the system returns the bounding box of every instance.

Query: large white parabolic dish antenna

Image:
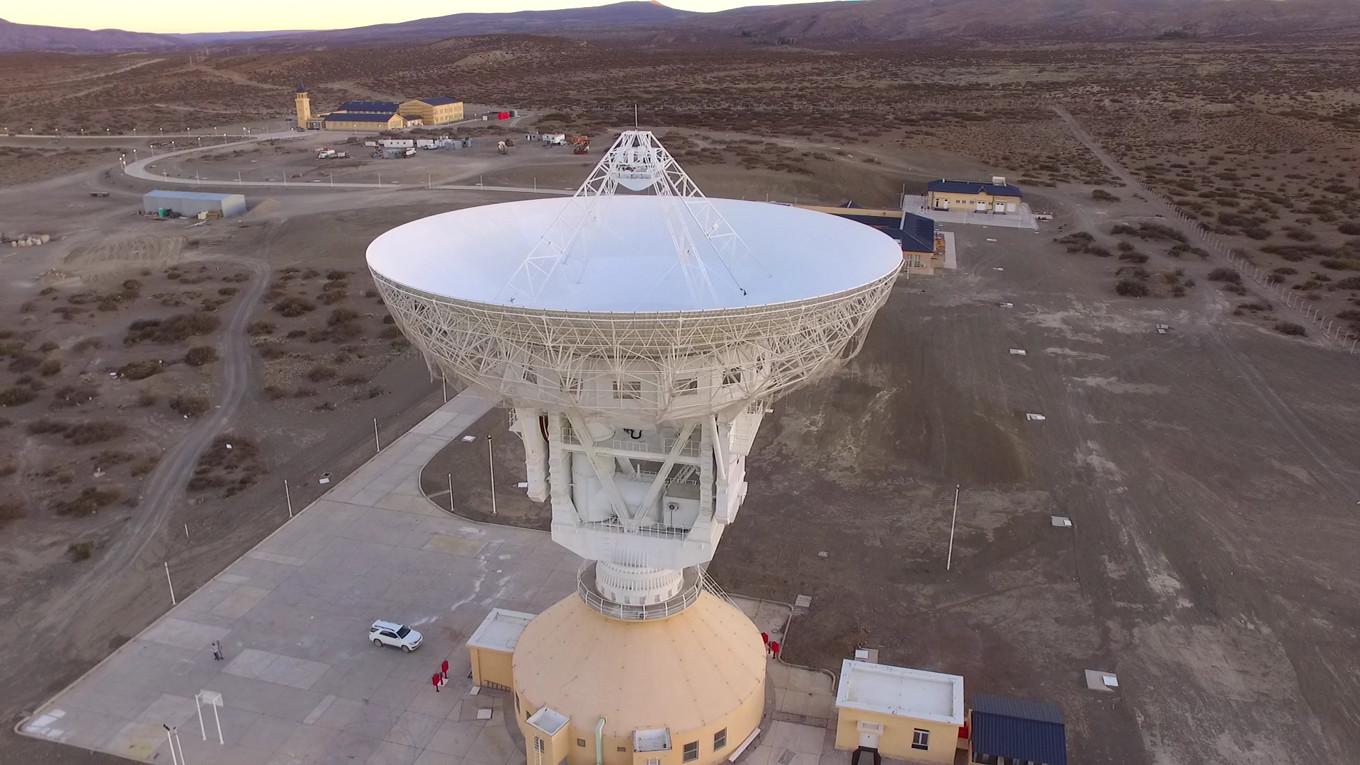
[367,132,903,424]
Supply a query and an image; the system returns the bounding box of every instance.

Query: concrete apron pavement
[19,388,844,765]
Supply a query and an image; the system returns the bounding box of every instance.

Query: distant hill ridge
[2,0,1359,53]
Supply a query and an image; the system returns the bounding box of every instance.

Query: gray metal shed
[142,190,247,218]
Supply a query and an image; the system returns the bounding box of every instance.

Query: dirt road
[30,254,267,638]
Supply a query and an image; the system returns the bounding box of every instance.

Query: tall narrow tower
[367,131,903,765]
[293,86,311,129]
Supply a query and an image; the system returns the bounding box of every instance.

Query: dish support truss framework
[502,130,763,309]
[372,272,898,424]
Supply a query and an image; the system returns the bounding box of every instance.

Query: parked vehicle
[370,620,422,651]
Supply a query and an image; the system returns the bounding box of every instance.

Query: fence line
[1152,190,1358,355]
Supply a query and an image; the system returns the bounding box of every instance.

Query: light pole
[162,724,185,765]
[487,434,497,515]
[946,484,960,572]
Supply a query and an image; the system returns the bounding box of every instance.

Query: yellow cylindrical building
[512,591,766,765]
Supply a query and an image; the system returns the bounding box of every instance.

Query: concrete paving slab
[426,718,486,756]
[367,740,424,765]
[142,617,232,650]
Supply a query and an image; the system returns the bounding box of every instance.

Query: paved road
[32,253,270,633]
[122,133,573,196]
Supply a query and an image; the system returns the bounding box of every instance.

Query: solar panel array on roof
[970,694,1067,765]
[338,100,398,113]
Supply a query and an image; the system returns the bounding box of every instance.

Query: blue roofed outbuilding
[337,100,399,113]
[969,694,1067,765]
[927,179,1023,198]
[324,112,400,123]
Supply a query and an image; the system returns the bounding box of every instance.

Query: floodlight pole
[211,700,223,745]
[164,726,179,765]
[164,561,177,605]
[487,435,497,515]
[373,418,380,452]
[946,484,960,572]
[284,479,294,518]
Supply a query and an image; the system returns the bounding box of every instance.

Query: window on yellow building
[683,741,699,762]
[911,729,929,750]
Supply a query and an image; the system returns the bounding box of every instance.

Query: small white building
[834,660,965,765]
[466,608,534,691]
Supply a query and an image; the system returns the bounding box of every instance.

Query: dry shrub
[170,395,209,418]
[118,360,162,380]
[273,297,316,317]
[306,364,336,382]
[0,386,37,407]
[125,312,219,345]
[67,541,96,561]
[1115,279,1149,297]
[53,487,122,516]
[184,346,218,366]
[65,421,127,445]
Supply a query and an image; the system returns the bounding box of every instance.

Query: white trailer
[380,138,414,149]
[542,133,566,146]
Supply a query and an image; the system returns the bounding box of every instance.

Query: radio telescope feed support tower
[368,130,903,765]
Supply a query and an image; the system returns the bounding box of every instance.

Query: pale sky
[6,0,839,34]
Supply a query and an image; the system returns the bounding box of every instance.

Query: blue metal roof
[970,695,1067,765]
[325,112,398,123]
[337,100,398,113]
[414,97,458,106]
[815,206,935,254]
[143,190,244,201]
[899,212,936,254]
[927,179,1023,197]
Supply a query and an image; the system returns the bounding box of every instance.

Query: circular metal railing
[576,562,703,621]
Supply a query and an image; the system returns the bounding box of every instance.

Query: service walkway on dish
[19,388,866,765]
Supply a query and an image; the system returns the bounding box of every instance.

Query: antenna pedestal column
[595,562,683,605]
